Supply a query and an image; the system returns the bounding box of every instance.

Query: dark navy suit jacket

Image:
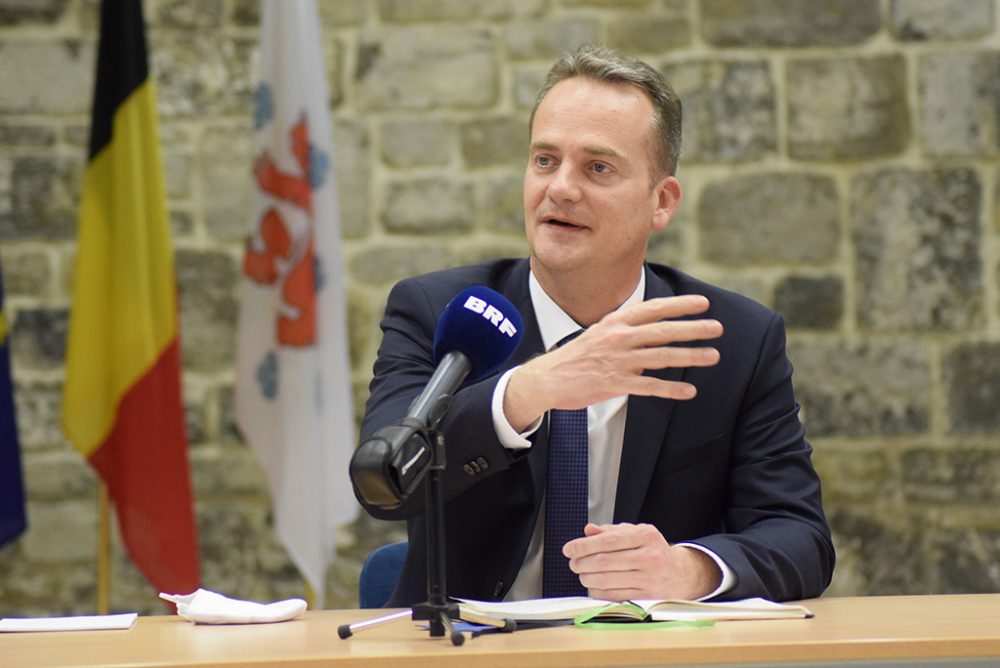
[357,258,834,606]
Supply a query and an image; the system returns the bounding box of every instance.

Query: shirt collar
[528,268,646,352]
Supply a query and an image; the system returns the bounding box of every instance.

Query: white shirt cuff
[491,367,543,450]
[676,542,736,600]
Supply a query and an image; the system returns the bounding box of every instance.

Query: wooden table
[4,594,1000,667]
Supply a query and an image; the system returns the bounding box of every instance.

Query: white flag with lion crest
[235,0,355,606]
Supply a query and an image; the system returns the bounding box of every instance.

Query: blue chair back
[359,541,408,608]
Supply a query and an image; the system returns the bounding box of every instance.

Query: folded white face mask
[159,588,307,625]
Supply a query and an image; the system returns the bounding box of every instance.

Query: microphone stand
[337,423,515,646]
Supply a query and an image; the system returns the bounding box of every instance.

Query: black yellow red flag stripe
[62,0,200,596]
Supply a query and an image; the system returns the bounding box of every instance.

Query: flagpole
[304,579,317,610]
[96,483,111,614]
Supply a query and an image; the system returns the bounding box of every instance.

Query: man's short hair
[530,44,683,179]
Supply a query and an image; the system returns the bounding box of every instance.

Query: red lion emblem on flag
[243,113,318,347]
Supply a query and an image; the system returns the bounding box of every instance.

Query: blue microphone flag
[432,285,523,383]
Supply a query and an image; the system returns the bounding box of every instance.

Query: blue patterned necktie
[542,331,588,598]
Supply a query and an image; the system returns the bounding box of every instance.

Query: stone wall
[1,0,999,614]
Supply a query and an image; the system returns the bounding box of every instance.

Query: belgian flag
[62,0,200,596]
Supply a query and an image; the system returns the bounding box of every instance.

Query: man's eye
[592,162,608,173]
[536,155,551,166]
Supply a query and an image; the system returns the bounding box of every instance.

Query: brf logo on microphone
[463,296,519,338]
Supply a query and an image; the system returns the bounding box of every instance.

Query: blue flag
[0,258,26,547]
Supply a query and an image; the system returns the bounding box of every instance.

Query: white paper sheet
[0,612,137,632]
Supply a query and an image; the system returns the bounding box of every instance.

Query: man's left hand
[563,522,722,601]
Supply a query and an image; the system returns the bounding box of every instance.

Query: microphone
[351,286,524,510]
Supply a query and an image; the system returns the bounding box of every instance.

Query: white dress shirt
[490,270,735,601]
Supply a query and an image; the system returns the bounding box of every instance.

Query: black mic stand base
[337,602,515,646]
[339,427,516,645]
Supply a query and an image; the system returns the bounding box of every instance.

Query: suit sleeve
[356,277,524,521]
[691,313,835,601]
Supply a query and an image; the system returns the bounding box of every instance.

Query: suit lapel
[614,265,682,523]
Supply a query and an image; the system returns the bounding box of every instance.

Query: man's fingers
[634,318,724,347]
[632,377,700,400]
[627,345,721,370]
[619,295,711,326]
[563,523,646,559]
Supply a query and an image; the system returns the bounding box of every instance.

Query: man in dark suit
[357,45,834,606]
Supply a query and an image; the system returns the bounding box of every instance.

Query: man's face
[524,77,680,285]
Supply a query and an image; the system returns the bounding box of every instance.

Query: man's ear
[652,176,682,231]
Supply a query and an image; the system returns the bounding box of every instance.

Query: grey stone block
[563,0,653,6]
[851,168,982,332]
[10,307,68,370]
[181,382,208,445]
[453,242,531,268]
[169,210,194,237]
[607,14,691,53]
[151,35,255,118]
[827,507,929,595]
[504,18,602,60]
[149,0,223,29]
[890,0,994,41]
[200,125,253,242]
[346,288,374,370]
[0,41,93,114]
[812,445,894,503]
[190,445,267,496]
[319,0,368,26]
[356,29,497,110]
[663,59,776,163]
[700,0,880,47]
[0,556,96,617]
[381,120,454,168]
[229,0,258,26]
[62,125,90,148]
[0,155,82,242]
[163,151,193,200]
[476,173,526,236]
[461,117,527,169]
[788,339,931,437]
[921,51,1000,157]
[22,450,97,500]
[902,447,1000,502]
[381,177,474,233]
[0,125,56,147]
[944,342,1000,434]
[513,65,548,111]
[788,55,909,160]
[379,0,546,22]
[775,275,844,330]
[932,529,1000,593]
[334,119,371,240]
[175,249,239,372]
[349,243,457,285]
[0,0,68,25]
[698,172,839,266]
[0,248,52,297]
[9,381,66,451]
[21,500,96,563]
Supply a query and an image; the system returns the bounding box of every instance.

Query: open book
[456,596,812,623]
